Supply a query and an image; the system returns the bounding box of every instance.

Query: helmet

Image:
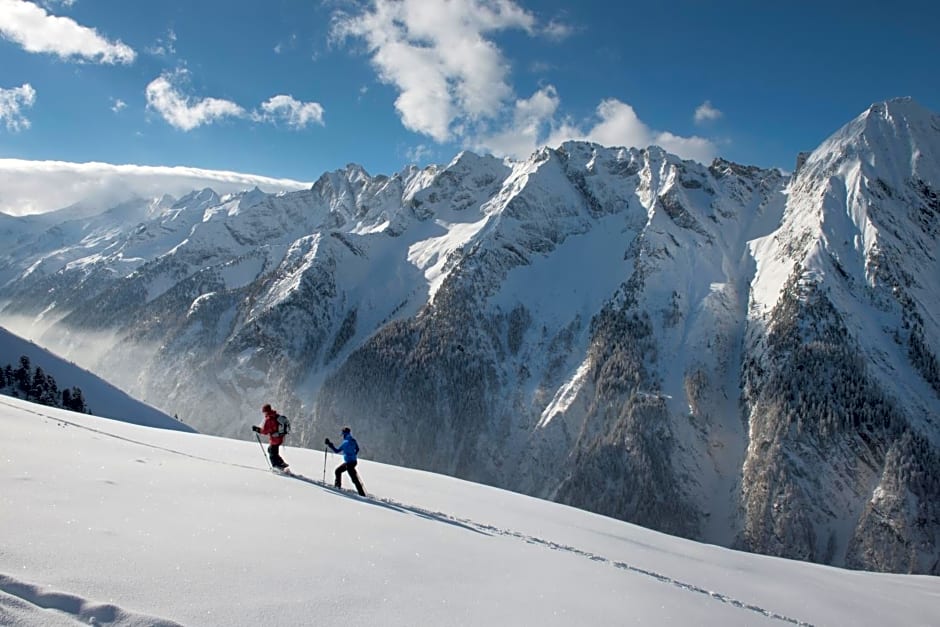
[341,426,351,435]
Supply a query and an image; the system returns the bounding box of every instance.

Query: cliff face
[2,99,939,574]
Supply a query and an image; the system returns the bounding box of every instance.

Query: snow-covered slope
[2,397,938,627]
[1,99,939,575]
[0,325,193,432]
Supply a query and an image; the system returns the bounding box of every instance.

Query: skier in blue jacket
[325,427,366,496]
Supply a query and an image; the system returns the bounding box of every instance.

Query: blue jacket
[329,432,359,463]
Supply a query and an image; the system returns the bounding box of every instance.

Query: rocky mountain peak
[1,100,938,575]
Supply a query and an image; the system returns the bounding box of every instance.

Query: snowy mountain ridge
[1,97,939,574]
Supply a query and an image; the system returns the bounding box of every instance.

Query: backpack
[275,414,291,438]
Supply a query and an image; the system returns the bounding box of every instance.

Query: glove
[252,425,261,433]
[324,438,332,447]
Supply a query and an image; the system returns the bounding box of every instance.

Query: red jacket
[260,414,284,445]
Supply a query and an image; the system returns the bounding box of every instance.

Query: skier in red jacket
[252,403,289,471]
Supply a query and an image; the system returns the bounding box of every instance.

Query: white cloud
[273,33,297,55]
[581,99,653,148]
[542,19,574,41]
[566,99,717,163]
[0,158,312,215]
[0,83,36,131]
[0,0,135,64]
[146,28,177,57]
[476,91,718,164]
[405,143,434,165]
[110,97,126,113]
[332,1,714,164]
[333,0,535,142]
[0,83,36,132]
[145,70,246,131]
[654,132,717,162]
[694,100,722,124]
[145,71,326,132]
[474,85,560,158]
[257,94,324,129]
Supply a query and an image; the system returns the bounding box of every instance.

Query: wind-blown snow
[2,396,938,627]
[0,326,191,432]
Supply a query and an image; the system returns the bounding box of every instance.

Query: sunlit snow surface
[2,396,937,627]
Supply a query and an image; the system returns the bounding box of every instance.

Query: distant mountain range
[1,97,937,574]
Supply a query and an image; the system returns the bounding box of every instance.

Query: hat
[262,403,273,413]
[341,426,351,434]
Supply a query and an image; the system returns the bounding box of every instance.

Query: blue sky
[1,0,938,192]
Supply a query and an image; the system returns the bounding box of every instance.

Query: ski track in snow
[10,401,813,627]
[0,573,184,627]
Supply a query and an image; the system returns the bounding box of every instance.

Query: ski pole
[255,433,272,470]
[322,446,328,483]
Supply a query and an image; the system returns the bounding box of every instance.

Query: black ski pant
[268,444,287,469]
[335,460,365,495]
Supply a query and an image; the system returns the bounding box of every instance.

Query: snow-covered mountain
[1,98,938,575]
[740,98,940,574]
[0,325,193,432]
[3,397,938,627]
